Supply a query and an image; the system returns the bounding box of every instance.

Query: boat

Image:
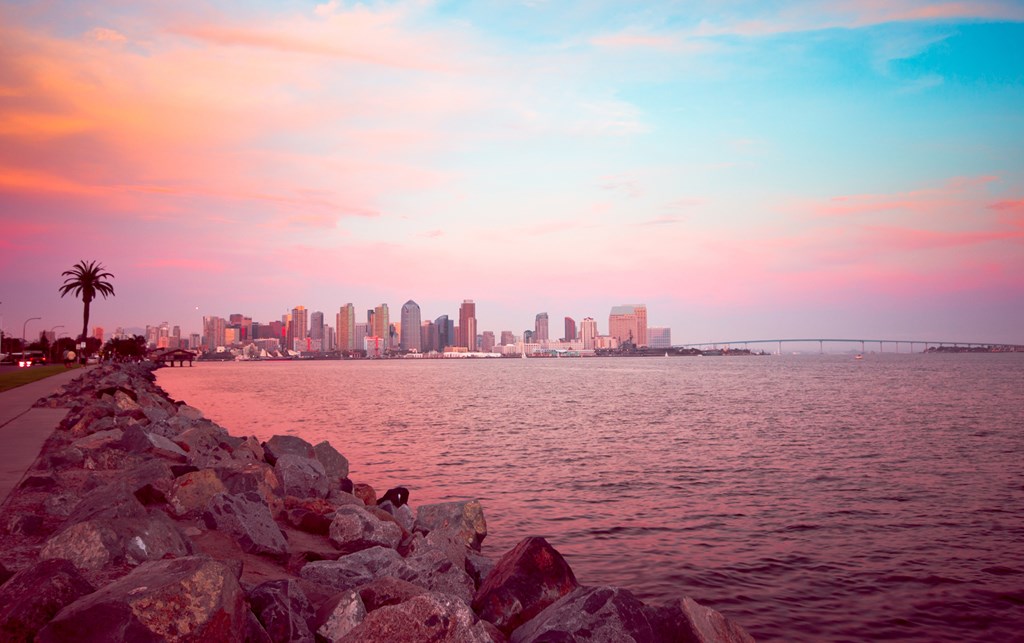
[855,354,863,360]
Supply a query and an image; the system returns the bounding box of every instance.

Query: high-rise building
[202,316,226,351]
[564,317,576,342]
[373,304,390,349]
[400,300,422,352]
[434,315,450,350]
[580,317,598,350]
[481,331,495,352]
[421,320,435,353]
[309,311,325,352]
[336,304,356,351]
[608,305,648,347]
[288,306,308,352]
[648,327,672,349]
[534,312,549,343]
[459,300,476,350]
[500,330,515,346]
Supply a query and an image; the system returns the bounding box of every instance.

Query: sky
[1,0,1023,345]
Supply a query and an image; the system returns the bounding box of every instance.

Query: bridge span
[678,338,1024,354]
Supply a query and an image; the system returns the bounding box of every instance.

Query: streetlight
[49,325,64,363]
[21,317,41,367]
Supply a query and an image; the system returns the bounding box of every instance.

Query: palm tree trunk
[81,297,91,344]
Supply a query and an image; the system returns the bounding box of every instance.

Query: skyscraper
[459,300,476,350]
[309,311,325,351]
[336,304,356,351]
[608,305,647,347]
[580,317,598,350]
[289,306,308,352]
[400,300,422,352]
[481,331,495,352]
[500,330,515,346]
[373,304,390,349]
[434,315,450,350]
[534,312,549,343]
[564,317,576,342]
[421,320,435,353]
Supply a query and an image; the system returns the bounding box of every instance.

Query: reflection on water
[159,354,1024,642]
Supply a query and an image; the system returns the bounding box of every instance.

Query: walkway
[0,368,90,505]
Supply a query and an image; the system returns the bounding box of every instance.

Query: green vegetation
[0,365,80,393]
[58,260,115,346]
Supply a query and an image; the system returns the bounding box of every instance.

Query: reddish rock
[40,513,193,571]
[169,468,228,517]
[218,462,284,518]
[339,593,492,642]
[0,559,95,642]
[36,556,247,642]
[352,483,376,506]
[472,536,579,634]
[354,577,428,611]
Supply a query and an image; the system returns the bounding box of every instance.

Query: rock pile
[0,362,754,642]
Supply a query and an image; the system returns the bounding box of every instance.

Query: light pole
[49,325,64,363]
[21,316,41,367]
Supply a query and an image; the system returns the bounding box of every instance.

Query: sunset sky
[1,1,1022,344]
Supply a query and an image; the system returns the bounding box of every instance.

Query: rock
[300,547,411,592]
[377,501,415,533]
[41,513,194,571]
[218,463,285,520]
[415,500,487,551]
[232,436,266,463]
[248,579,316,642]
[313,440,350,481]
[651,596,756,643]
[123,460,176,505]
[19,473,57,491]
[286,508,333,536]
[67,481,147,523]
[404,538,476,604]
[352,483,376,506]
[202,492,289,558]
[510,586,660,643]
[275,454,329,500]
[339,593,492,642]
[0,559,95,642]
[176,404,205,421]
[120,425,188,462]
[466,549,496,589]
[329,505,402,553]
[169,468,228,518]
[6,513,44,537]
[315,589,366,641]
[37,556,248,642]
[44,446,84,469]
[176,423,238,467]
[354,577,428,612]
[263,435,316,464]
[71,428,124,452]
[472,536,579,634]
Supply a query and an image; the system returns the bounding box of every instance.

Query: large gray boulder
[510,586,658,643]
[275,454,329,499]
[414,500,487,551]
[314,589,366,641]
[651,596,756,643]
[248,579,316,642]
[313,440,349,481]
[0,559,94,642]
[202,492,289,558]
[329,505,402,552]
[300,547,412,591]
[120,425,188,462]
[263,435,316,464]
[217,461,284,518]
[472,536,579,634]
[37,556,248,642]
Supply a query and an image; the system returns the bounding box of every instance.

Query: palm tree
[58,260,115,345]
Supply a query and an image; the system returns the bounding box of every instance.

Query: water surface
[158,354,1024,641]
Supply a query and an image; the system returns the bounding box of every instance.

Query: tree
[58,260,115,347]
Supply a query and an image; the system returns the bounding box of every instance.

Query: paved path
[0,368,90,505]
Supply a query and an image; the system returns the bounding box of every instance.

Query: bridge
[677,338,1024,354]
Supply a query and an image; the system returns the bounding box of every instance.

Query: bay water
[157,353,1024,641]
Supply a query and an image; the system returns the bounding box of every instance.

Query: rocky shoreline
[0,362,754,642]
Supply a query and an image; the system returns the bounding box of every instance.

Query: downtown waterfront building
[459,300,476,350]
[608,304,647,348]
[534,312,549,344]
[400,300,422,352]
[336,304,356,351]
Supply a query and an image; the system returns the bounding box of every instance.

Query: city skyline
[2,2,1023,344]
